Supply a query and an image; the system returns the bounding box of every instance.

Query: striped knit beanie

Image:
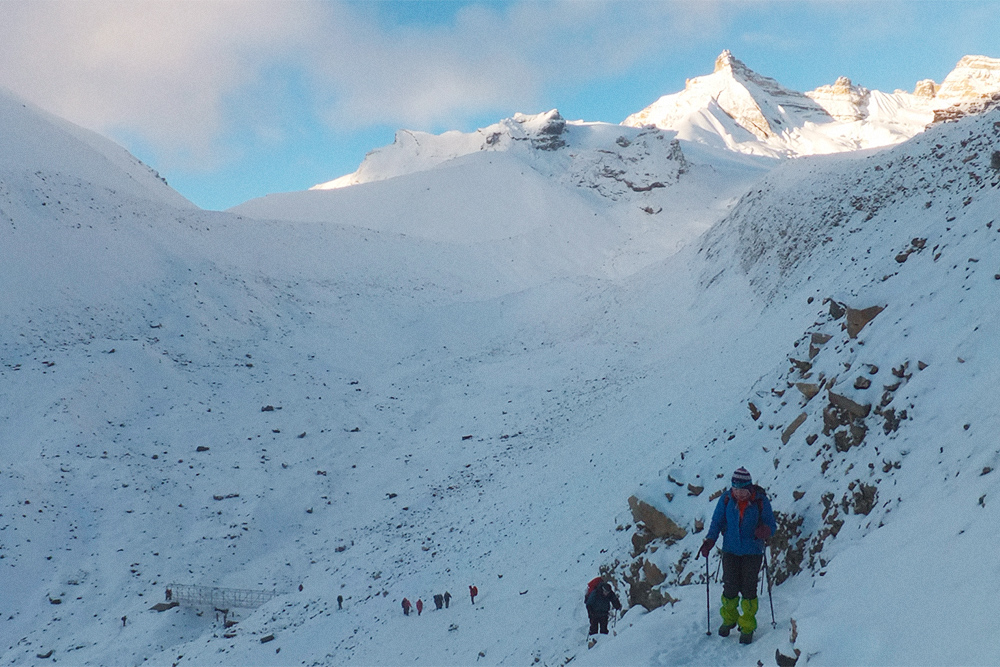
[731,467,752,488]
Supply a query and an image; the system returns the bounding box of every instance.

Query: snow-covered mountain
[233,109,773,278]
[3,49,1000,667]
[624,50,1000,157]
[300,52,1000,199]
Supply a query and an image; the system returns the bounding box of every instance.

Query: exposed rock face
[513,109,567,151]
[627,496,687,541]
[929,56,1000,124]
[933,92,1000,124]
[913,79,939,98]
[643,559,666,587]
[935,55,1000,105]
[806,76,871,122]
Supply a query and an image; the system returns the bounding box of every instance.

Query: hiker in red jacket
[402,598,412,616]
[469,585,478,604]
[416,599,424,615]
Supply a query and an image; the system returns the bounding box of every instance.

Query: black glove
[699,538,716,558]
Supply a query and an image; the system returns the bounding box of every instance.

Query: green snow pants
[720,595,759,634]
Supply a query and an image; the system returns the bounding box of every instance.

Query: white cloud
[0,1,316,166]
[0,1,730,166]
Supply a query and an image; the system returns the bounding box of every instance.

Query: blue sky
[2,0,999,210]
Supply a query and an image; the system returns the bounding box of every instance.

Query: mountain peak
[713,49,744,74]
[710,49,777,89]
[625,50,829,148]
[935,54,1000,104]
[806,76,871,122]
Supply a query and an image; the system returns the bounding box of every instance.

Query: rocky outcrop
[935,55,1000,105]
[628,496,687,541]
[930,56,1000,124]
[514,110,567,151]
[806,76,870,122]
[643,559,666,587]
[913,79,939,98]
[932,92,1000,124]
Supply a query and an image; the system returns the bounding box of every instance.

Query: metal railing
[167,584,279,610]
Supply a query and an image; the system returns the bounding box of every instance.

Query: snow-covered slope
[3,72,1000,667]
[234,112,772,277]
[0,88,192,210]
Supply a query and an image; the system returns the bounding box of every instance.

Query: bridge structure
[167,584,279,610]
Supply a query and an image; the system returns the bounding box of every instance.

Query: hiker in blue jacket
[699,467,776,645]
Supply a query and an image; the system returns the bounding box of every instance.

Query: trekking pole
[763,547,776,629]
[705,552,712,636]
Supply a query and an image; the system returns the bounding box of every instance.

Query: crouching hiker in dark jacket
[700,466,776,645]
[584,581,621,636]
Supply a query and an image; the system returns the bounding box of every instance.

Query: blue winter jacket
[705,486,777,556]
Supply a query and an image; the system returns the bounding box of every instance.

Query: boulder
[845,305,884,338]
[796,383,820,401]
[628,496,687,541]
[776,648,802,667]
[781,413,808,445]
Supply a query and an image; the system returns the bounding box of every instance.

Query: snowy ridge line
[167,584,281,610]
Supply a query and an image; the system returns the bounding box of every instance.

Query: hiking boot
[718,623,736,637]
[739,631,753,645]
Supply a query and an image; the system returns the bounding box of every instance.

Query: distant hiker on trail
[700,467,776,645]
[434,594,444,610]
[165,588,172,601]
[584,578,621,637]
[337,595,343,610]
[121,615,127,627]
[402,598,412,616]
[444,591,451,608]
[416,599,424,616]
[469,585,478,604]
